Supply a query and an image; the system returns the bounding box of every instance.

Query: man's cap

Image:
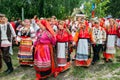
[0,13,5,17]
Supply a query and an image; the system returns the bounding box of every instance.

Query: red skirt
[34,43,56,79]
[75,59,92,67]
[103,52,114,59]
[54,62,71,77]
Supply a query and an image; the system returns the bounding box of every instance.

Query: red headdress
[40,19,55,36]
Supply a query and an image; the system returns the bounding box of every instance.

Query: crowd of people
[0,13,120,80]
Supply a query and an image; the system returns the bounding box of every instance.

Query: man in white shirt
[91,20,106,65]
[0,13,17,74]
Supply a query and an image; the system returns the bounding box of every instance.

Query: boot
[4,62,9,73]
[4,62,14,74]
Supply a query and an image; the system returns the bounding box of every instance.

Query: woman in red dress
[54,21,72,77]
[34,19,56,80]
[73,21,92,67]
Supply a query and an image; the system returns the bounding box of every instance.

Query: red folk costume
[73,25,92,67]
[34,20,56,80]
[103,23,117,61]
[54,28,72,77]
[17,22,36,66]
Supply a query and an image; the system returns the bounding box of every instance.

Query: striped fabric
[18,37,33,65]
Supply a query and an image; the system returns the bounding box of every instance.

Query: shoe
[102,58,106,60]
[5,62,14,74]
[105,60,109,63]
[6,68,14,74]
[72,58,75,61]
[29,64,33,67]
[108,59,113,62]
[91,62,95,65]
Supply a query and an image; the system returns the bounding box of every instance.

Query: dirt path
[102,67,120,78]
[1,63,120,80]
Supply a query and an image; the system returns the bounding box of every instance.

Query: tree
[83,0,110,18]
[106,0,120,18]
[0,0,111,20]
[0,0,81,20]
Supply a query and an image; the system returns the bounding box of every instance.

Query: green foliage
[83,0,110,18]
[0,0,80,20]
[106,0,120,18]
[0,0,119,20]
[84,1,92,18]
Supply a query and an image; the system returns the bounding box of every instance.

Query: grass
[0,46,120,80]
[71,47,120,80]
[0,46,35,80]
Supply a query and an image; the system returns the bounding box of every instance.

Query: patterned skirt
[34,43,55,79]
[75,39,91,66]
[104,35,116,59]
[57,42,68,67]
[18,37,33,65]
[106,35,116,54]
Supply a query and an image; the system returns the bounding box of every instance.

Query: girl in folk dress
[54,21,72,77]
[34,20,56,80]
[17,19,36,66]
[73,21,92,67]
[103,19,117,62]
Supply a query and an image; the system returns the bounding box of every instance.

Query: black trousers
[92,44,102,62]
[0,46,13,70]
[1,47,11,63]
